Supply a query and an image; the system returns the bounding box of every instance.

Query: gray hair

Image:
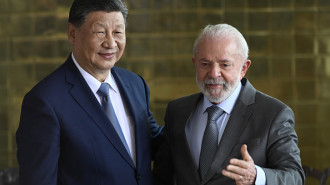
[193,24,249,61]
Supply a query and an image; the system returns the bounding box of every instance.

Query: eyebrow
[199,58,231,63]
[115,24,125,29]
[93,23,125,29]
[93,23,105,29]
[199,58,211,62]
[219,59,231,63]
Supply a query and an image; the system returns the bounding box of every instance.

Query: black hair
[68,0,128,28]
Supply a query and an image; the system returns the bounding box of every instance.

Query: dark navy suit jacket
[16,56,162,185]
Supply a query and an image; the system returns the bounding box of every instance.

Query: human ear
[240,60,251,79]
[67,23,77,44]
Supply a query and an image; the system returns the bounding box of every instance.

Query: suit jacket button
[135,174,141,180]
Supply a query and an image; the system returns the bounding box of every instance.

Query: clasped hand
[222,144,256,185]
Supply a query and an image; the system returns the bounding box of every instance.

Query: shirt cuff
[255,165,266,185]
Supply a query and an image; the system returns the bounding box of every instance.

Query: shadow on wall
[303,166,330,185]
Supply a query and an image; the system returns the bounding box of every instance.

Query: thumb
[241,144,253,162]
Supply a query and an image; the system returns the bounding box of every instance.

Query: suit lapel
[64,58,135,168]
[111,67,144,162]
[177,93,204,183]
[112,68,166,175]
[110,67,139,133]
[202,79,256,184]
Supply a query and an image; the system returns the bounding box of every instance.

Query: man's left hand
[222,144,256,185]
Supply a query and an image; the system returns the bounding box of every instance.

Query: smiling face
[67,11,126,81]
[193,37,251,104]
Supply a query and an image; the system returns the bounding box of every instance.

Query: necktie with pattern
[199,105,224,180]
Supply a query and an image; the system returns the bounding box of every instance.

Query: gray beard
[197,75,240,104]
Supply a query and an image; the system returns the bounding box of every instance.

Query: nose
[102,34,117,49]
[208,63,221,78]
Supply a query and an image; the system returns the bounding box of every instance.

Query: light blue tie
[97,82,131,155]
[199,105,224,180]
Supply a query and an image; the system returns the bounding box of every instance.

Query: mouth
[206,83,223,89]
[98,52,116,60]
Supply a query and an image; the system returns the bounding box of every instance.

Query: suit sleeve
[262,107,305,185]
[16,92,60,185]
[138,75,164,158]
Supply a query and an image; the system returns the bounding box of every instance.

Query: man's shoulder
[29,65,66,92]
[255,90,290,110]
[24,58,75,99]
[241,78,289,109]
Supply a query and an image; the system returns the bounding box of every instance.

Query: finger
[226,163,246,174]
[222,169,243,181]
[241,144,253,162]
[229,158,249,169]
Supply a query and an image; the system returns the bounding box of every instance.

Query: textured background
[1,0,330,183]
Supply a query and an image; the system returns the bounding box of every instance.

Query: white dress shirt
[185,82,266,185]
[71,53,136,165]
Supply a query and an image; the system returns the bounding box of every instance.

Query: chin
[206,89,231,104]
[103,60,117,68]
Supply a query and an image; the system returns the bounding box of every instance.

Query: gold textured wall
[1,0,330,183]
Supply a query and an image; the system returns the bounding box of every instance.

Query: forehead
[198,37,238,56]
[84,11,125,27]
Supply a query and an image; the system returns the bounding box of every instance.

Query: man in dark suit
[153,24,305,185]
[16,0,162,184]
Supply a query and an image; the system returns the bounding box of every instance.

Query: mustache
[204,78,227,86]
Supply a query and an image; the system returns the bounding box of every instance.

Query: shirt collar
[201,81,242,115]
[71,53,119,94]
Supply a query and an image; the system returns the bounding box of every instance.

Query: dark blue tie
[199,105,224,180]
[97,82,131,155]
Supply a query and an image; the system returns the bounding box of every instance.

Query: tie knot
[97,83,110,98]
[206,105,223,122]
